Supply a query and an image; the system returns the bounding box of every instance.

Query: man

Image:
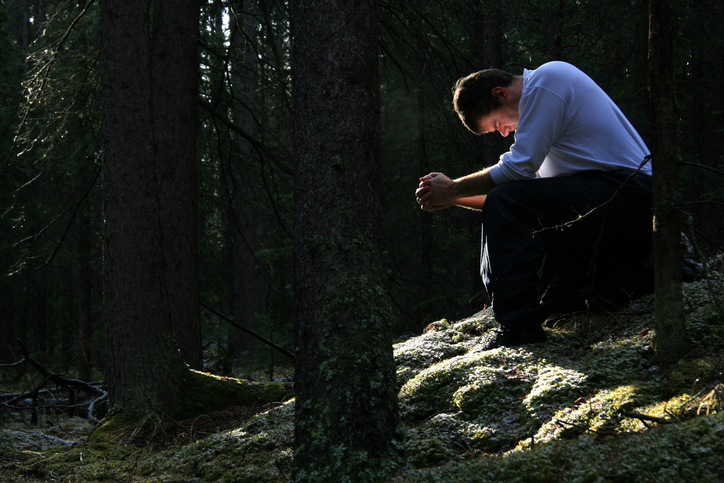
[415,61,653,350]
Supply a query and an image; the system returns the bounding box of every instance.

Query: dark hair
[452,69,515,134]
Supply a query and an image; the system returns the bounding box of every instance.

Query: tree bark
[547,0,564,61]
[152,0,203,370]
[290,0,405,480]
[100,0,189,418]
[76,190,93,381]
[648,0,691,364]
[228,0,269,363]
[470,2,503,69]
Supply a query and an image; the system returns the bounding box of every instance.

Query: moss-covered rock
[394,312,493,388]
[183,370,294,418]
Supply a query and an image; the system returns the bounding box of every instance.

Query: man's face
[475,103,519,137]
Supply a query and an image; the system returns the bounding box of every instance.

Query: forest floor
[2,260,724,482]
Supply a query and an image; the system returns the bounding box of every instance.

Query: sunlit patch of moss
[518,383,649,448]
[400,342,604,456]
[632,384,723,428]
[399,355,473,422]
[399,347,535,423]
[396,412,724,483]
[678,383,724,417]
[522,366,587,423]
[450,311,495,336]
[452,367,530,419]
[394,330,473,388]
[394,310,497,387]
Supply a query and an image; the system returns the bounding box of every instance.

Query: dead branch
[1,340,107,422]
[621,411,675,425]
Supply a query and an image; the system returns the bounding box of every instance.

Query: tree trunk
[290,0,405,480]
[100,0,189,419]
[228,0,269,363]
[152,0,203,370]
[469,2,503,69]
[76,190,93,381]
[648,0,691,364]
[547,0,564,61]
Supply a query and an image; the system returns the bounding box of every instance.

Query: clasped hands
[415,172,456,212]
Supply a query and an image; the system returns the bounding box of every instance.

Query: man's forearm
[416,168,497,212]
[453,167,497,198]
[452,195,487,211]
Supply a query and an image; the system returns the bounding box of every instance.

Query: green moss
[137,400,296,483]
[183,370,293,418]
[405,417,459,468]
[86,413,137,445]
[394,310,496,388]
[398,412,724,482]
[664,356,723,397]
[86,371,292,449]
[522,365,587,422]
[260,381,292,403]
[6,265,724,483]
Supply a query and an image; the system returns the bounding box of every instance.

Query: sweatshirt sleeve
[488,86,569,184]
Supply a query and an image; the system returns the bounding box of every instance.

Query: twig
[534,156,652,234]
[201,302,295,360]
[621,411,674,425]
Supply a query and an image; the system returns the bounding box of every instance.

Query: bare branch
[681,160,724,178]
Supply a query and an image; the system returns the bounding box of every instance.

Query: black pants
[480,169,653,330]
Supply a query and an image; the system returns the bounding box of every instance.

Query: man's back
[492,61,651,182]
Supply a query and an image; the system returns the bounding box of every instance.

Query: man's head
[452,68,516,134]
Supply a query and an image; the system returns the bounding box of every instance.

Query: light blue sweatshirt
[488,61,651,184]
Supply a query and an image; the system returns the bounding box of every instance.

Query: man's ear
[491,86,507,99]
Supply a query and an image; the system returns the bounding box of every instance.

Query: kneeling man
[415,61,653,350]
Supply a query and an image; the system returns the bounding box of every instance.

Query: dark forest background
[0,0,722,380]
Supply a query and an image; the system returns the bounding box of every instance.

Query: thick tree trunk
[152,0,203,370]
[648,0,691,364]
[290,0,405,480]
[100,0,189,419]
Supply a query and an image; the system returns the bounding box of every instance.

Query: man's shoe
[475,325,547,352]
